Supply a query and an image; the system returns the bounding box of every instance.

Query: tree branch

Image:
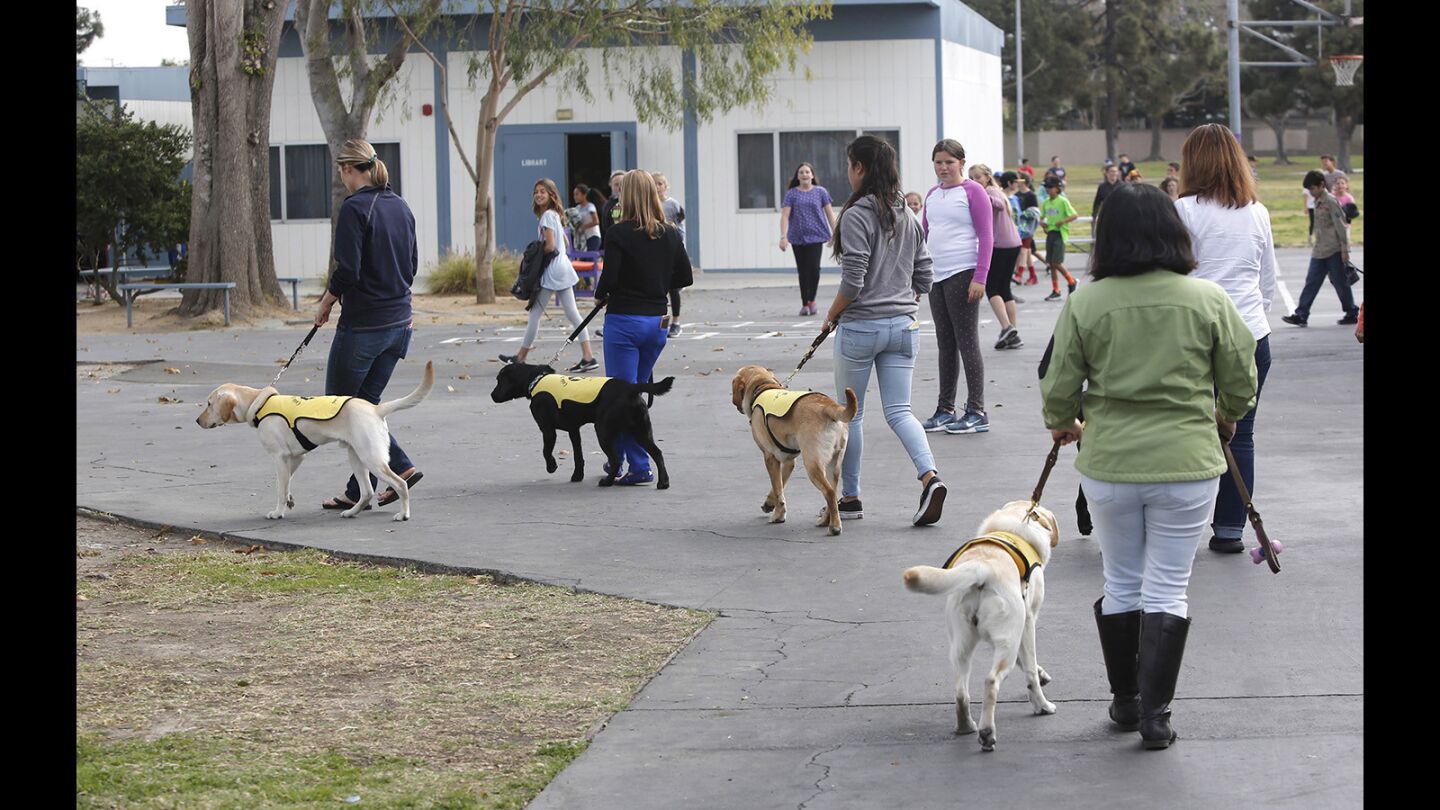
[382,0,477,184]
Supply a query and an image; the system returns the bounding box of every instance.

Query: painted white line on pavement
[1278,278,1297,313]
[687,332,719,340]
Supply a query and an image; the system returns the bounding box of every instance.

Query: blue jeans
[1293,252,1358,319]
[1212,336,1271,540]
[833,315,938,499]
[601,313,667,473]
[325,324,415,501]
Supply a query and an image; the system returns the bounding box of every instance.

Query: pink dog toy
[1250,539,1284,565]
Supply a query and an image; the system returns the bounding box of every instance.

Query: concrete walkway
[77,249,1363,808]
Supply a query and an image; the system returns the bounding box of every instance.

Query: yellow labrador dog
[730,365,856,535]
[903,500,1061,751]
[195,361,434,521]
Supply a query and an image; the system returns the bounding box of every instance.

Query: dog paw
[598,477,615,487]
[1038,667,1052,686]
[392,512,409,522]
[546,459,558,474]
[341,509,359,518]
[1036,701,1056,715]
[769,514,786,524]
[657,479,669,490]
[978,728,997,751]
[761,500,775,514]
[266,510,285,520]
[286,495,295,509]
[570,471,584,483]
[828,524,841,537]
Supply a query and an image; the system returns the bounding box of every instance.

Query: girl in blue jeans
[316,139,422,509]
[821,135,946,526]
[594,169,694,485]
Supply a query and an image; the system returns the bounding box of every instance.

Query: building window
[738,129,900,211]
[269,142,402,222]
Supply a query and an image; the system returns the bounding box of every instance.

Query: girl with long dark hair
[779,162,837,316]
[820,135,946,527]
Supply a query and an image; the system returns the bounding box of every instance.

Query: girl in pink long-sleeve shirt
[919,139,993,435]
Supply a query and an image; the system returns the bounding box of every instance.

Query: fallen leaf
[713,367,723,372]
[259,571,278,577]
[235,545,263,555]
[107,388,120,394]
[447,385,456,392]
[76,594,89,603]
[458,374,471,380]
[157,396,181,404]
[188,536,207,545]
[557,449,569,456]
[164,367,180,374]
[275,358,288,364]
[698,370,711,376]
[499,652,519,660]
[76,549,102,558]
[712,346,725,352]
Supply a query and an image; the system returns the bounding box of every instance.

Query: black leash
[546,300,607,366]
[269,325,319,387]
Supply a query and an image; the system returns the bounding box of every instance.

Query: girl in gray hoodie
[820,135,947,527]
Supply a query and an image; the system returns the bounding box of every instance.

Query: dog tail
[376,361,435,418]
[824,387,858,423]
[903,563,986,596]
[637,375,674,408]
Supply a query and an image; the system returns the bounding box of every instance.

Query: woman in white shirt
[499,178,599,373]
[1173,123,1277,555]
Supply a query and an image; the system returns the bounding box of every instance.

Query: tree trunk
[1146,113,1163,161]
[1103,1,1118,161]
[472,88,500,305]
[1265,116,1290,165]
[180,0,286,318]
[1335,111,1355,174]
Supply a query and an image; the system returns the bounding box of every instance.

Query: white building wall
[696,40,938,271]
[266,55,439,280]
[122,100,193,140]
[941,41,1004,175]
[442,47,687,258]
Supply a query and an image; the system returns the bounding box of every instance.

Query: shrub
[424,250,521,297]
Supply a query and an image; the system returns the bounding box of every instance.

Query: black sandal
[321,496,370,511]
[377,470,424,507]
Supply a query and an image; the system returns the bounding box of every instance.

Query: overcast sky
[78,1,191,68]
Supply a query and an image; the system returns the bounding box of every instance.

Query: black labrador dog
[490,361,674,488]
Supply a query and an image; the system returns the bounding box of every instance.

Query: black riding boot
[1138,611,1191,750]
[1093,597,1140,730]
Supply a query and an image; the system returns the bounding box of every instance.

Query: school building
[87,0,1003,278]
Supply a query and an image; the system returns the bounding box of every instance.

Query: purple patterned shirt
[784,185,834,246]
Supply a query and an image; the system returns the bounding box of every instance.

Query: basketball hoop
[1330,55,1363,86]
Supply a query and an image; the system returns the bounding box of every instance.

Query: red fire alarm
[422,103,433,116]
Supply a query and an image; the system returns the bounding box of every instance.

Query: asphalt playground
[76,248,1364,808]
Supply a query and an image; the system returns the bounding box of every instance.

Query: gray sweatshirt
[837,194,933,323]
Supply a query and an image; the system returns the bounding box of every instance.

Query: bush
[423,250,521,297]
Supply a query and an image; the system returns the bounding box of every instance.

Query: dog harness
[751,389,822,455]
[252,394,353,452]
[941,531,1044,583]
[529,374,609,406]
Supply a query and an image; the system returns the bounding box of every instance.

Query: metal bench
[276,277,302,310]
[118,282,237,328]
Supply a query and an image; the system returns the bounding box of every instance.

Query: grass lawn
[1042,154,1362,249]
[76,515,713,809]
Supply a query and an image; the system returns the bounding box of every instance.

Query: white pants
[1082,475,1221,619]
[522,286,588,349]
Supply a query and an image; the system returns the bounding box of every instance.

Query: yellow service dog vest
[751,389,821,455]
[530,374,609,406]
[252,394,353,452]
[942,531,1044,583]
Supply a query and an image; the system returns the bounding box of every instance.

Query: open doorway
[567,133,612,205]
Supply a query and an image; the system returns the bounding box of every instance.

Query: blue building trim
[75,67,191,102]
[432,48,452,257]
[682,50,701,267]
[938,0,1003,56]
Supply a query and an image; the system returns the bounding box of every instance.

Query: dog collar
[526,372,549,397]
[942,531,1043,583]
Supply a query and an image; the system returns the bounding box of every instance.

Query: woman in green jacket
[1039,183,1257,751]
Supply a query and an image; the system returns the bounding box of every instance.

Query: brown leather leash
[1023,440,1063,523]
[1223,441,1282,574]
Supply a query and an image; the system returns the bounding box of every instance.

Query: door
[609,129,630,173]
[496,130,566,253]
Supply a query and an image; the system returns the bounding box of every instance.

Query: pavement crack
[796,744,842,810]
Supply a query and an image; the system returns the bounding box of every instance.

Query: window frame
[736,128,901,214]
[268,141,402,223]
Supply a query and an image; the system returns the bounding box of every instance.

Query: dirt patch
[76,514,711,807]
[77,292,535,337]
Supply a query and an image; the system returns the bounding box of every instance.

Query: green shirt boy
[1041,190,1079,242]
